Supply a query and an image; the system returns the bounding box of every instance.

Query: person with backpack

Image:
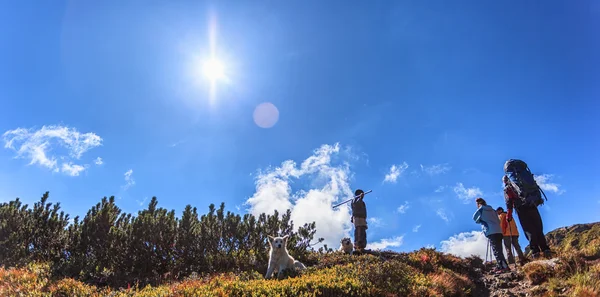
[496,207,527,265]
[473,198,510,273]
[503,159,551,259]
[351,189,368,253]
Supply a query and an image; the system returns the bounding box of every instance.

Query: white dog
[339,237,354,255]
[265,235,306,279]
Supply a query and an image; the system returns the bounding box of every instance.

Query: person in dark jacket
[473,197,510,273]
[351,189,368,252]
[503,175,551,259]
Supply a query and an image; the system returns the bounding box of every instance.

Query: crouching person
[473,198,510,273]
[351,189,368,253]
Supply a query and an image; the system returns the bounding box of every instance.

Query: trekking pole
[508,222,517,266]
[485,238,490,263]
[332,190,373,208]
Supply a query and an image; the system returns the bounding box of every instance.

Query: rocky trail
[475,259,567,297]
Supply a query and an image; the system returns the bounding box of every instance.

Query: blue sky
[1,1,599,257]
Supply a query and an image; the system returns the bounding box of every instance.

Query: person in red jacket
[503,175,551,259]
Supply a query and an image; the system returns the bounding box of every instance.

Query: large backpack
[504,159,548,207]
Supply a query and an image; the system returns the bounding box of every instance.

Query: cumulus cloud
[367,235,404,251]
[534,174,564,194]
[420,163,451,175]
[453,183,483,204]
[436,208,451,223]
[94,157,103,165]
[2,125,102,176]
[383,162,408,184]
[412,225,421,232]
[440,230,488,259]
[245,143,355,248]
[61,162,87,176]
[123,169,135,190]
[396,201,410,214]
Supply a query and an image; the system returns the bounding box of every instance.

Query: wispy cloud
[420,163,451,175]
[244,143,356,248]
[136,196,148,206]
[412,225,421,232]
[368,217,385,228]
[2,125,102,176]
[534,174,565,195]
[383,162,409,184]
[94,157,103,166]
[434,185,447,193]
[436,208,451,223]
[396,201,410,214]
[123,169,135,190]
[440,230,488,259]
[367,235,404,250]
[453,183,483,204]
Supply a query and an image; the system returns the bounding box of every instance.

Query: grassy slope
[520,222,600,297]
[1,222,598,297]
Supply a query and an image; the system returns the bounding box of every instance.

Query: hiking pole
[332,190,373,208]
[485,238,490,263]
[508,222,517,266]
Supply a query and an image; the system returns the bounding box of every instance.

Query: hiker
[503,171,551,259]
[473,198,510,273]
[351,189,368,252]
[496,207,527,265]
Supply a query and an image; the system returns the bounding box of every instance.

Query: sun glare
[203,58,226,82]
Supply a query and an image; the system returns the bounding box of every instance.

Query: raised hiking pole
[332,190,373,208]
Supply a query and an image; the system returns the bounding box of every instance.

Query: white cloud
[453,182,483,204]
[412,225,421,232]
[383,162,409,184]
[425,244,436,249]
[434,185,447,193]
[94,157,103,165]
[440,230,488,259]
[396,201,410,214]
[534,174,564,195]
[436,208,451,223]
[420,163,451,175]
[245,143,355,248]
[368,217,385,228]
[123,169,135,190]
[61,162,87,176]
[367,235,404,251]
[2,125,102,176]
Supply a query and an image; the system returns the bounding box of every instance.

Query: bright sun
[202,58,226,82]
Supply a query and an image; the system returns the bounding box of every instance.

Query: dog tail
[294,260,306,270]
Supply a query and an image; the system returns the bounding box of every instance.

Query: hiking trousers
[515,205,549,254]
[502,236,525,264]
[353,217,368,250]
[488,233,509,269]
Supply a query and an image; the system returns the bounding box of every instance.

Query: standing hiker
[503,170,551,259]
[496,207,527,265]
[473,198,510,273]
[351,189,368,253]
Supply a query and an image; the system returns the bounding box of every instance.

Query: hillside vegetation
[1,193,599,296]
